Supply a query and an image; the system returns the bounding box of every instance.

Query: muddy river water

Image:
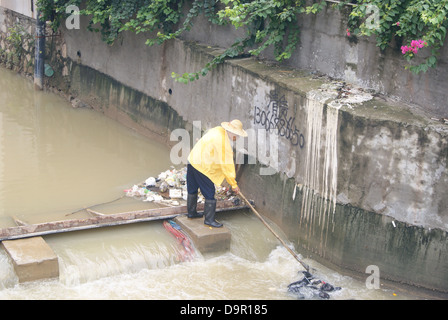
[0,67,430,300]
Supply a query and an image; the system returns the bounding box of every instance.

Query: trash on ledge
[124,166,240,205]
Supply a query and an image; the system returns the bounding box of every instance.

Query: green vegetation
[36,0,448,82]
[1,24,35,71]
[343,0,448,74]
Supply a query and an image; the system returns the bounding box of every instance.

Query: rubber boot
[187,193,203,219]
[204,199,222,228]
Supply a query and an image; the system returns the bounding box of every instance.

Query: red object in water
[163,220,195,261]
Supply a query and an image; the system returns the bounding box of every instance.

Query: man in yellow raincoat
[187,119,248,227]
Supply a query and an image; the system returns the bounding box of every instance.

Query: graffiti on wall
[253,91,305,148]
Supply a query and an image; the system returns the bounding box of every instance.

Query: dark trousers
[187,164,215,200]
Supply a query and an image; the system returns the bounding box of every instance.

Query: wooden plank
[0,200,247,241]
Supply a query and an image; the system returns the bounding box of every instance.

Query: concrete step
[174,215,231,254]
[1,237,59,283]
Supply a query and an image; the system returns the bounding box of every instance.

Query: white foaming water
[57,219,191,281]
[0,212,422,300]
[0,213,300,299]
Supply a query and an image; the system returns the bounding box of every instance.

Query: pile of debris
[431,117,448,125]
[288,271,341,300]
[124,166,239,206]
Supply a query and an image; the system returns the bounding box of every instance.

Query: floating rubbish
[169,189,182,199]
[430,117,448,125]
[288,271,341,300]
[159,181,168,193]
[125,185,147,197]
[145,177,156,187]
[142,192,163,202]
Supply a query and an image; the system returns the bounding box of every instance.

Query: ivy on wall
[0,23,35,73]
[36,0,448,82]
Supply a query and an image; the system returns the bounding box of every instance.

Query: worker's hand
[232,186,240,194]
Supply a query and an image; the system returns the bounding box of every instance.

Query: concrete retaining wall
[1,7,447,293]
[182,3,448,118]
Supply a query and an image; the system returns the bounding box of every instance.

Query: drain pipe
[34,10,45,90]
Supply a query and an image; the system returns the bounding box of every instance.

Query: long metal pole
[34,10,45,90]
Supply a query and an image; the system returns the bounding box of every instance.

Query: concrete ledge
[174,216,231,254]
[1,237,59,283]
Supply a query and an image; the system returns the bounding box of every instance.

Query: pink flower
[396,22,400,26]
[346,28,351,37]
[418,39,427,48]
[410,39,425,48]
[401,39,428,55]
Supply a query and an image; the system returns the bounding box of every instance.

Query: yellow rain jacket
[188,126,237,189]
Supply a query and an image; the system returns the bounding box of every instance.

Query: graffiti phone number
[254,105,305,148]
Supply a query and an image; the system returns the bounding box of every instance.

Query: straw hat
[221,119,248,137]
